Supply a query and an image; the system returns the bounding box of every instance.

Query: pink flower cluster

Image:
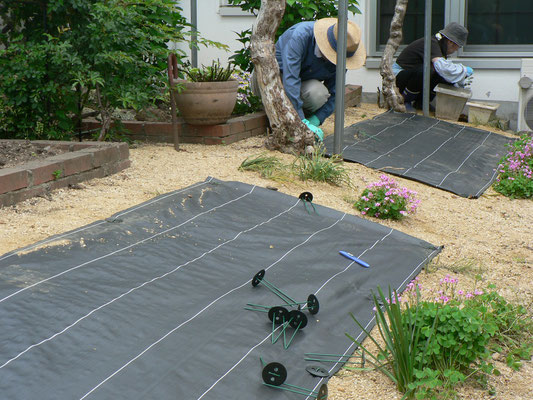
[495,135,533,182]
[357,174,420,219]
[434,274,484,304]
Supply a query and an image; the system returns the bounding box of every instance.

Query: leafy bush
[0,0,226,140]
[354,175,420,220]
[493,133,533,198]
[347,278,532,399]
[227,0,362,72]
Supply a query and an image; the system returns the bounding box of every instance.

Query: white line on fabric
[0,192,301,370]
[302,247,442,400]
[437,131,493,187]
[402,126,466,175]
[366,120,441,166]
[0,181,250,304]
[80,214,348,400]
[197,226,393,399]
[313,229,394,297]
[474,168,499,198]
[342,114,416,153]
[0,179,212,263]
[196,332,275,400]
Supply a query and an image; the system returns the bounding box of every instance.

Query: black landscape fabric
[324,111,514,198]
[0,178,441,400]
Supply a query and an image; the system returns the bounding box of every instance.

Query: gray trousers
[251,71,330,117]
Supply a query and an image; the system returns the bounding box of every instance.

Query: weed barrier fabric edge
[0,178,441,400]
[324,111,515,198]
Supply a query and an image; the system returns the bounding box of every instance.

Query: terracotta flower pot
[173,79,239,125]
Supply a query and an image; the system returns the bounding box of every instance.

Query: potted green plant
[172,60,239,125]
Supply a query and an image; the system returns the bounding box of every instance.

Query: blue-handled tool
[339,251,370,268]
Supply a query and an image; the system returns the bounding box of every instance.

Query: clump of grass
[238,153,288,180]
[292,145,351,186]
[239,147,352,187]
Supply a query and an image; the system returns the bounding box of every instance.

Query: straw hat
[313,18,366,70]
[439,22,468,47]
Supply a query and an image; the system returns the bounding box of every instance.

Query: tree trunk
[379,0,409,112]
[250,0,314,155]
[95,84,112,142]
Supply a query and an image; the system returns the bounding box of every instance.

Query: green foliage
[293,145,351,186]
[354,174,420,220]
[227,0,361,72]
[0,36,81,139]
[346,286,436,398]
[347,280,533,399]
[239,147,351,186]
[184,60,236,82]
[493,133,533,198]
[239,153,287,179]
[0,0,227,140]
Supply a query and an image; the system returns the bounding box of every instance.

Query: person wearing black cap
[393,22,473,111]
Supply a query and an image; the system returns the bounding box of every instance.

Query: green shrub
[227,0,362,72]
[0,0,226,140]
[493,133,533,198]
[347,278,532,399]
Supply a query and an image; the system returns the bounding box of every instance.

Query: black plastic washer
[305,365,329,378]
[268,306,289,324]
[307,294,320,315]
[262,362,287,386]
[252,269,265,287]
[299,192,313,202]
[288,309,308,329]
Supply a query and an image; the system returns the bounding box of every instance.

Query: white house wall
[178,1,521,112]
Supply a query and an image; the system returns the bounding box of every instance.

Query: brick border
[0,141,130,207]
[1,85,361,207]
[81,85,362,145]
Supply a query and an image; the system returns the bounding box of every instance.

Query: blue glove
[466,66,474,76]
[307,114,321,127]
[303,119,324,142]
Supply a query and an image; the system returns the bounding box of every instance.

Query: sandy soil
[0,103,531,399]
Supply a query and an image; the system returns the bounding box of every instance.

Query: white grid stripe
[342,114,416,153]
[197,228,398,400]
[366,120,441,166]
[79,214,348,399]
[303,247,442,400]
[0,181,252,304]
[437,131,493,187]
[402,126,466,175]
[0,197,302,370]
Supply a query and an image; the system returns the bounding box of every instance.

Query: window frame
[368,0,533,60]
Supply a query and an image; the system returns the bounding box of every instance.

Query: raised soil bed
[0,140,130,207]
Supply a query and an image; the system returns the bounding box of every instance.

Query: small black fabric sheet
[0,178,441,400]
[324,111,514,198]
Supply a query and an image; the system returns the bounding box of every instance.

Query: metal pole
[422,0,432,116]
[191,0,198,68]
[333,0,348,156]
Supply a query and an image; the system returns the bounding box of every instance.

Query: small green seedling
[52,169,62,180]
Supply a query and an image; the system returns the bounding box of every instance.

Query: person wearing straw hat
[274,18,366,141]
[393,22,474,112]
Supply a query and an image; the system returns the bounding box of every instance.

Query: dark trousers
[395,66,448,102]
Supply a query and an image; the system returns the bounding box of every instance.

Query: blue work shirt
[275,22,337,124]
